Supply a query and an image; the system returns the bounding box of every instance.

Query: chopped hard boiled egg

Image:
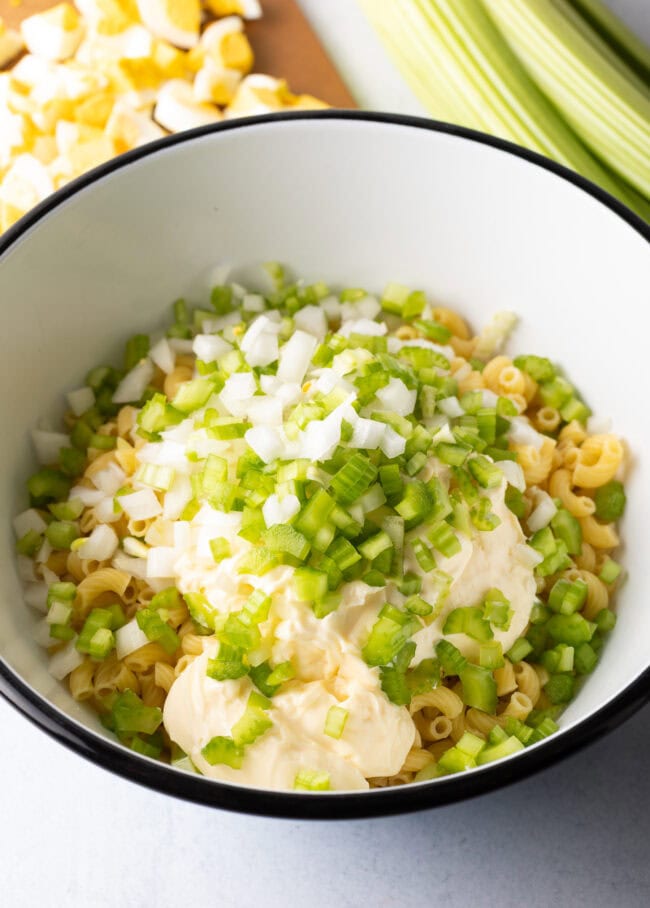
[154,77,222,131]
[136,0,201,49]
[0,19,25,69]
[21,4,85,62]
[0,1,329,235]
[203,0,262,20]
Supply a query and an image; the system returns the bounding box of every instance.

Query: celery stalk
[568,0,650,82]
[359,0,650,218]
[483,0,650,196]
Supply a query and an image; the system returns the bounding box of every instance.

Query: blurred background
[1,2,649,906]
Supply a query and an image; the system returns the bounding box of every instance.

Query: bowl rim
[0,110,648,820]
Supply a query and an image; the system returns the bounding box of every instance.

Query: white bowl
[0,112,648,818]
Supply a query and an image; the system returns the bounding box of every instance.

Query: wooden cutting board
[3,0,356,108]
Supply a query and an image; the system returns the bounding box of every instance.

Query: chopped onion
[294,305,327,340]
[319,295,342,320]
[149,337,175,374]
[380,426,406,459]
[13,508,47,538]
[516,544,544,569]
[246,331,279,368]
[242,293,265,312]
[262,493,301,528]
[147,546,178,578]
[76,524,119,561]
[480,390,499,407]
[340,295,381,321]
[92,463,126,495]
[69,485,104,507]
[144,519,174,547]
[36,538,52,564]
[49,639,85,679]
[94,497,122,524]
[245,426,284,464]
[246,396,283,426]
[112,551,149,579]
[31,430,70,465]
[173,521,191,549]
[112,358,155,404]
[350,417,385,449]
[66,386,95,417]
[168,338,194,354]
[338,318,387,338]
[498,459,526,492]
[118,488,162,520]
[277,331,318,384]
[438,397,464,418]
[33,618,54,649]
[509,417,546,450]
[115,619,150,660]
[161,418,195,444]
[587,415,612,435]
[23,582,49,613]
[16,555,37,583]
[40,565,59,585]
[193,333,233,363]
[527,491,558,533]
[163,474,193,520]
[137,440,187,470]
[376,378,416,417]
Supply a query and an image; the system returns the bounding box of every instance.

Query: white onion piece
[527,491,558,533]
[262,493,300,528]
[145,519,174,547]
[350,417,385,449]
[115,619,150,660]
[246,331,279,368]
[294,305,327,339]
[241,314,281,352]
[94,497,121,524]
[587,415,612,435]
[49,639,85,679]
[173,521,191,549]
[118,488,162,520]
[40,565,59,585]
[147,546,178,578]
[319,295,342,320]
[13,508,47,538]
[112,358,154,404]
[245,426,284,464]
[76,524,119,560]
[242,293,265,312]
[16,555,37,583]
[161,418,195,444]
[168,338,194,354]
[92,463,126,495]
[137,440,187,470]
[36,538,52,563]
[149,337,175,374]
[193,333,233,363]
[163,474,193,520]
[437,397,464,418]
[340,295,381,321]
[516,544,544,568]
[31,430,70,465]
[509,417,546,450]
[277,331,317,384]
[24,582,49,613]
[376,378,416,417]
[380,426,406,459]
[246,396,283,426]
[112,551,149,579]
[498,460,526,492]
[338,318,387,338]
[66,386,95,416]
[69,485,104,507]
[33,618,54,648]
[481,390,499,407]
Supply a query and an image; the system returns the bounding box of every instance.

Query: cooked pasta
[13,268,627,792]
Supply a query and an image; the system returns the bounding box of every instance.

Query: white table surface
[3,2,649,906]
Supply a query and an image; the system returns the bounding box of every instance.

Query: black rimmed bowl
[1,111,649,819]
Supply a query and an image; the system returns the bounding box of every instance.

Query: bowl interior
[1,114,648,789]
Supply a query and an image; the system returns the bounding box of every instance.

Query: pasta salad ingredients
[14,265,627,791]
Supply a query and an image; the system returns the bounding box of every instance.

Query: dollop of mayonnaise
[163,638,415,791]
[163,480,534,791]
